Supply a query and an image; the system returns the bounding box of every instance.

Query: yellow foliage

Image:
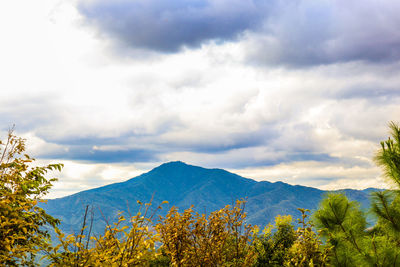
[0,129,62,266]
[156,200,256,266]
[47,202,162,266]
[285,209,330,267]
[47,200,257,266]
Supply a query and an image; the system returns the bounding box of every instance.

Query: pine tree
[314,122,400,266]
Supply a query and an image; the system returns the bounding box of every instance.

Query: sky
[1,0,400,198]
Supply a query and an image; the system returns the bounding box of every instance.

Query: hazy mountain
[40,161,376,234]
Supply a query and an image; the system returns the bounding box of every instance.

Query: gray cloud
[246,0,400,66]
[243,153,339,168]
[78,0,267,52]
[78,0,400,66]
[161,126,278,154]
[43,145,158,163]
[334,86,400,100]
[0,95,62,132]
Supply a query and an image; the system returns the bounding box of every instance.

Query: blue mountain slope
[40,161,376,234]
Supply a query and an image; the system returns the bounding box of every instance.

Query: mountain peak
[160,161,188,166]
[152,161,193,172]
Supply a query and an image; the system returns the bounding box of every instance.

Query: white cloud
[37,159,145,199]
[234,161,384,190]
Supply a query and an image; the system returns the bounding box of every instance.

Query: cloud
[78,0,400,66]
[42,160,146,198]
[245,0,400,66]
[334,86,400,100]
[43,146,158,163]
[6,53,398,174]
[78,0,266,52]
[234,160,384,190]
[0,94,64,133]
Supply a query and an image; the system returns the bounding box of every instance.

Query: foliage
[156,200,256,266]
[253,210,329,267]
[46,201,162,266]
[314,192,400,266]
[313,194,365,266]
[48,200,331,267]
[253,214,296,266]
[0,129,62,266]
[286,208,330,266]
[312,122,400,266]
[46,200,256,266]
[374,121,400,188]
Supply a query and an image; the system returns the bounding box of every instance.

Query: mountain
[40,161,376,234]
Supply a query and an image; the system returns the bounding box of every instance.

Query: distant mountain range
[40,161,377,235]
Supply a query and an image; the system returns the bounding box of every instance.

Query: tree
[374,121,400,189]
[313,193,370,266]
[286,209,330,266]
[0,129,63,266]
[253,214,297,266]
[313,122,400,266]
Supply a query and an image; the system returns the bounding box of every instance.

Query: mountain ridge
[41,161,376,234]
